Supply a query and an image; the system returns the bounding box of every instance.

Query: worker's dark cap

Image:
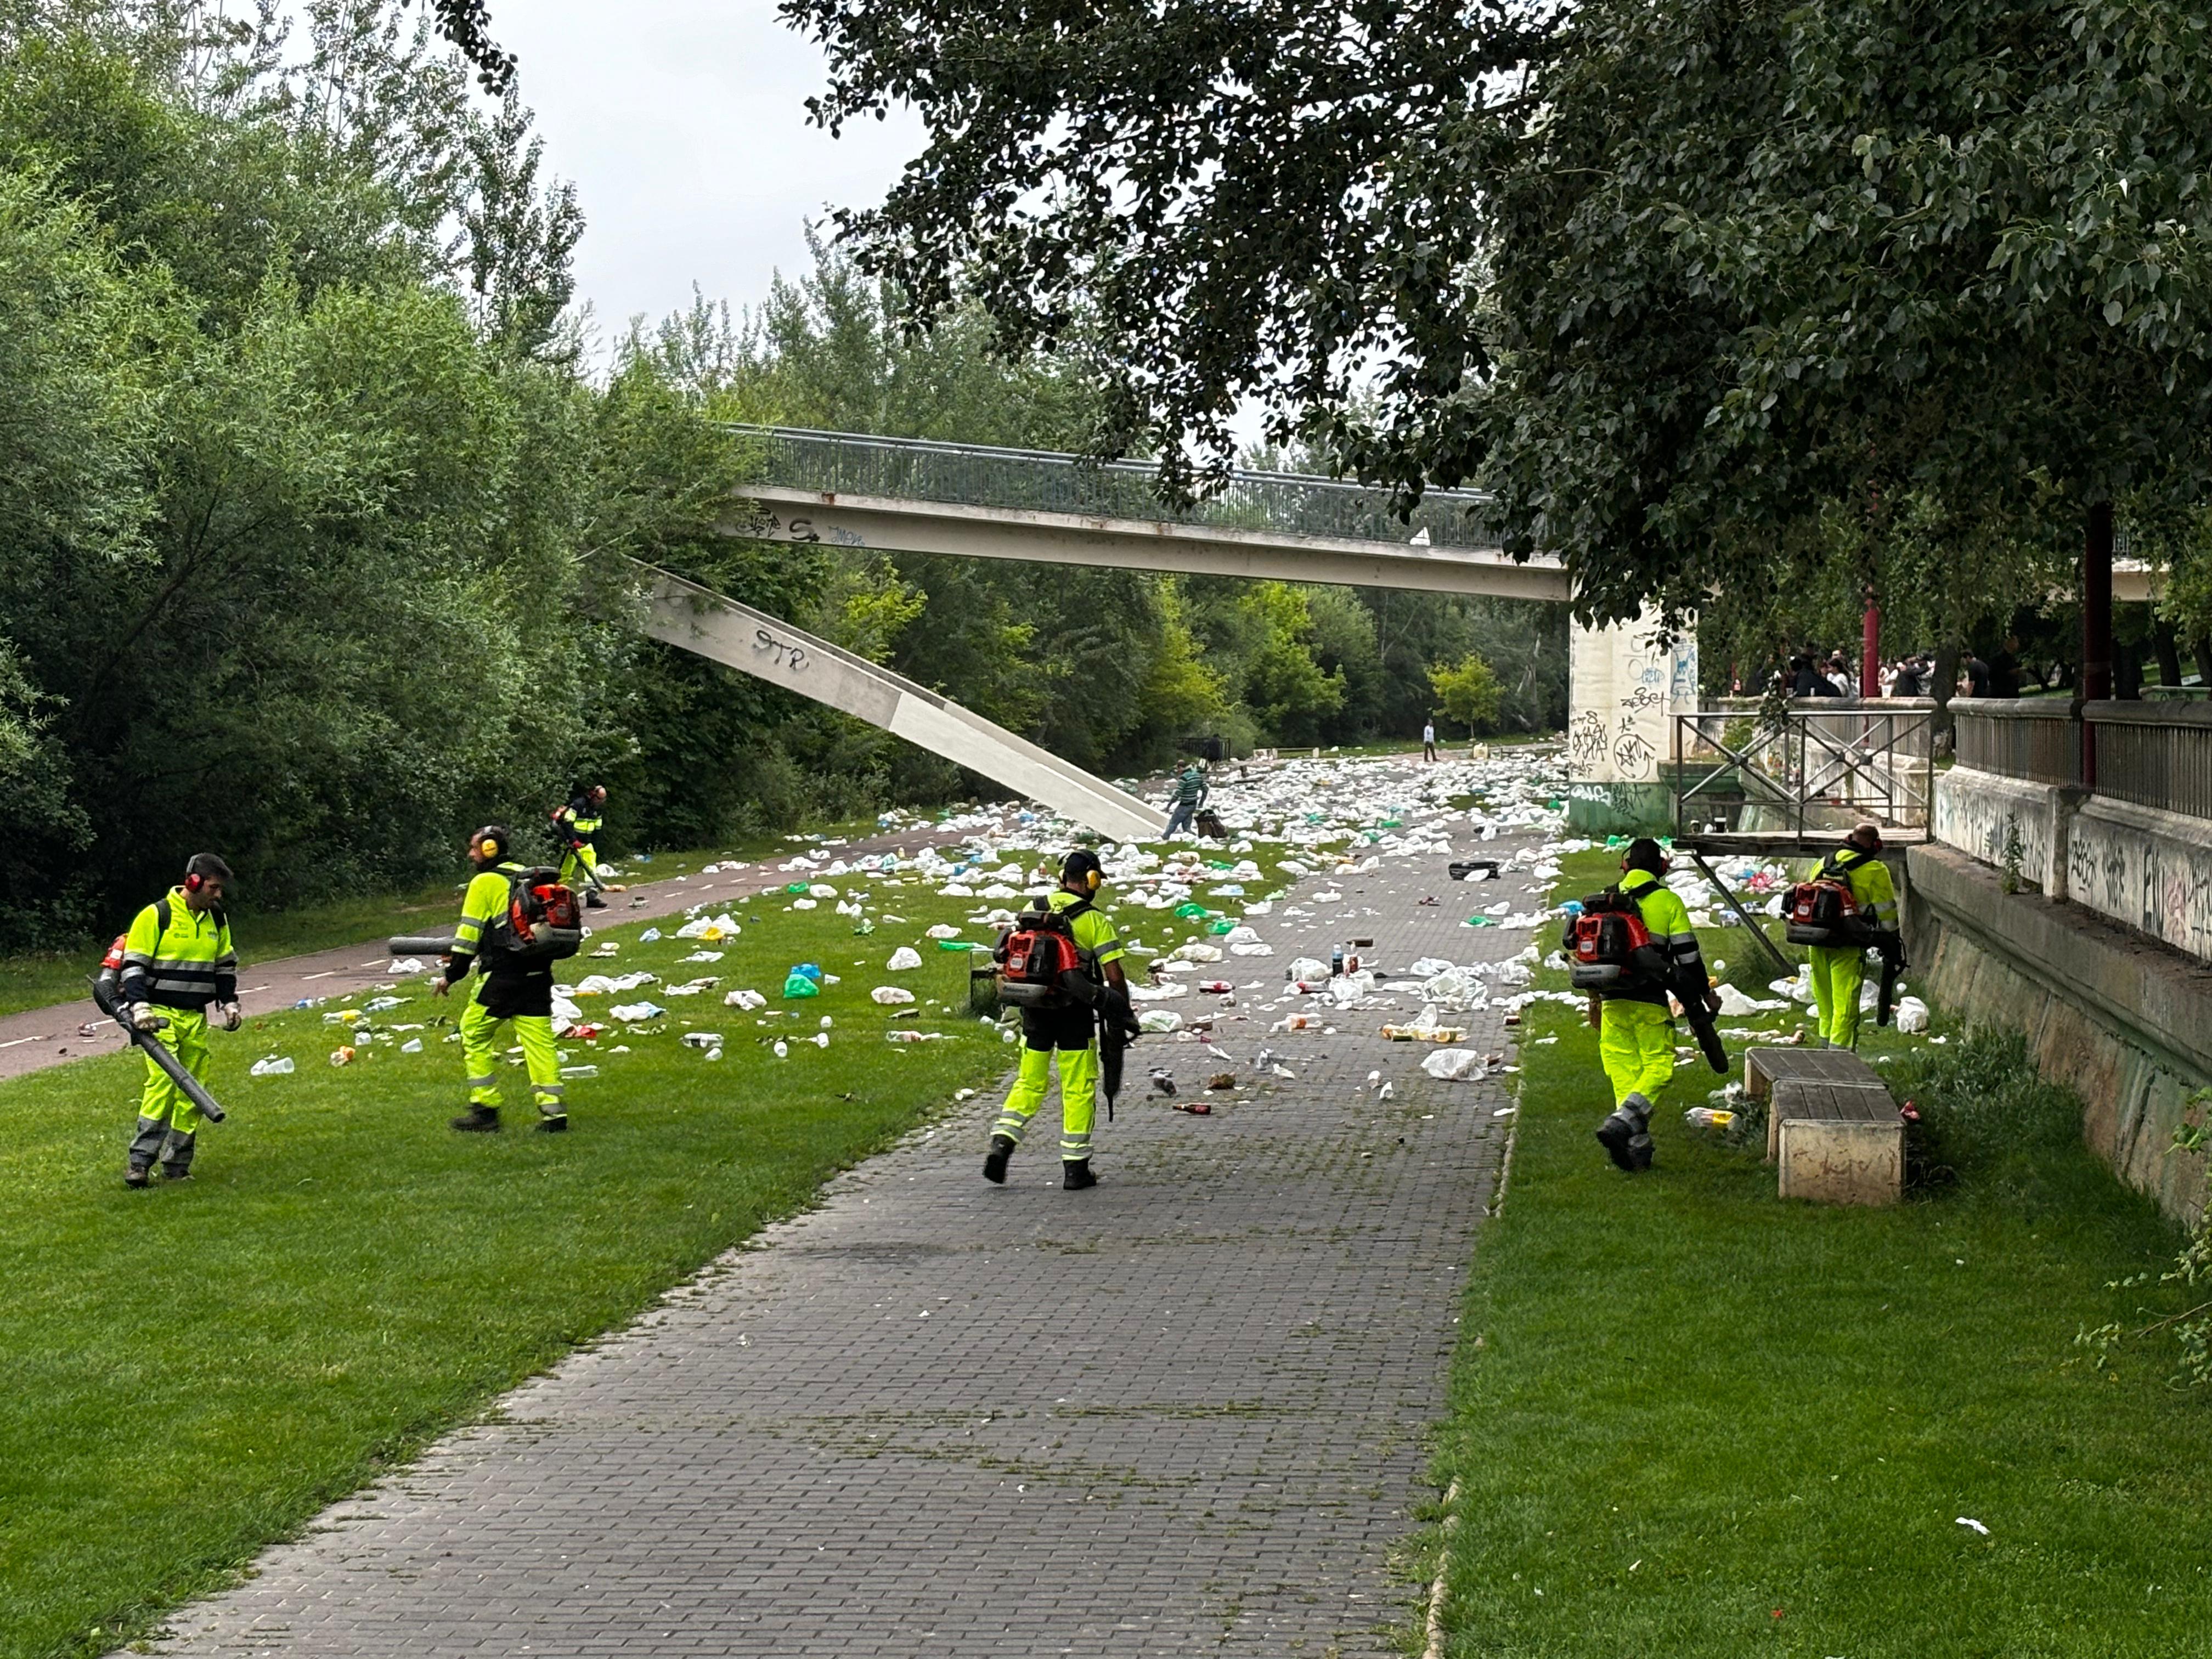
[1623,837,1668,873]
[472,825,514,858]
[1062,850,1104,884]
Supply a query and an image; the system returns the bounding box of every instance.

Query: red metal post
[2084,500,2114,789]
[1861,589,1881,697]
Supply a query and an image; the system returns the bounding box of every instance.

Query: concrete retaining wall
[1906,842,2210,1222]
[1937,765,2212,961]
[1931,766,2066,894]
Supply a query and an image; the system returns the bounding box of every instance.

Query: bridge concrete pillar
[1564,612,1699,836]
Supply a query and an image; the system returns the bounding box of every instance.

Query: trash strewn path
[144,792,1544,1657]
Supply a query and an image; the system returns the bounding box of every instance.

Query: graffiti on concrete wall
[2069,807,2212,962]
[1933,771,2055,892]
[1568,617,1697,785]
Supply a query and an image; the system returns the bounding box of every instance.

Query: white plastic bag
[1288,956,1329,981]
[871,985,917,1005]
[1138,1009,1184,1033]
[1421,1048,1486,1081]
[1895,995,1931,1034]
[887,946,923,971]
[723,988,767,1010]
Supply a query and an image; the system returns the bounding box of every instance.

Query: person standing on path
[433,827,573,1134]
[985,850,1133,1190]
[119,854,240,1187]
[1802,823,1901,1050]
[1163,761,1209,838]
[552,783,610,909]
[1583,838,1715,1172]
[1423,719,1438,762]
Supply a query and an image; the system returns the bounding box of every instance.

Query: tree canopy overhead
[779,0,2212,627]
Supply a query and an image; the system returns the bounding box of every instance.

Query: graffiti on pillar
[1568,710,1610,777]
[1613,717,1657,780]
[1569,612,1698,785]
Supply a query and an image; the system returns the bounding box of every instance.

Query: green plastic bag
[935,938,973,951]
[1173,901,1209,919]
[785,881,810,894]
[782,972,820,998]
[1206,919,1234,935]
[1464,916,1494,928]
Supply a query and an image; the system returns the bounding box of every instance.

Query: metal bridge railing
[1951,698,2082,788]
[731,425,1502,551]
[1671,704,1937,840]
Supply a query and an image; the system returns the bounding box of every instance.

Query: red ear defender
[184,872,204,894]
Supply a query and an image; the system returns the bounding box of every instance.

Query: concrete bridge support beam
[636,566,1161,845]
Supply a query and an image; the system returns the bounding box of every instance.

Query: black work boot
[536,1113,569,1133]
[1595,1094,1655,1172]
[584,891,608,910]
[1062,1159,1098,1191]
[160,1163,192,1182]
[983,1134,1015,1184]
[125,1162,152,1189]
[450,1105,501,1133]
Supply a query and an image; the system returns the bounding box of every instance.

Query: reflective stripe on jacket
[120,888,237,1009]
[1048,889,1126,975]
[1611,867,1705,1007]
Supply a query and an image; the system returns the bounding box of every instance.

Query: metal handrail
[1671,708,1935,842]
[727,424,1504,551]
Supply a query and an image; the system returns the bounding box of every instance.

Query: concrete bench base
[1746,1047,1903,1205]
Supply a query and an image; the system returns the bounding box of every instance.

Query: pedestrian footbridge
[725,426,1570,602]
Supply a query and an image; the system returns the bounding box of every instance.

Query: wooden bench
[1743,1047,1903,1206]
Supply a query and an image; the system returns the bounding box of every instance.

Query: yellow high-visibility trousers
[136,1007,211,1135]
[459,993,565,1116]
[1599,998,1675,1107]
[994,1041,1098,1161]
[559,842,600,889]
[1808,946,1866,1049]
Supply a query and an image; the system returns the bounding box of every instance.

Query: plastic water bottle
[1682,1107,1735,1130]
[250,1056,294,1077]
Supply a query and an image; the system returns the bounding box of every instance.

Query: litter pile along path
[0,820,992,1084]
[143,791,1551,1657]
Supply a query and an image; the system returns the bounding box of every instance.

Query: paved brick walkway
[148,826,1539,1657]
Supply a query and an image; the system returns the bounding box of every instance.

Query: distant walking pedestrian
[1423,719,1439,762]
[1163,760,1209,837]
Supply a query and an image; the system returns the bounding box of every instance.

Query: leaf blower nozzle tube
[388,936,462,957]
[91,977,228,1124]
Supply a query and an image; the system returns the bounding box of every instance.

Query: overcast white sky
[493,0,925,342]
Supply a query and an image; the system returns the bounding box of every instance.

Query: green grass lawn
[0,867,1025,1659]
[1431,849,2210,1657]
[0,825,1348,1658]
